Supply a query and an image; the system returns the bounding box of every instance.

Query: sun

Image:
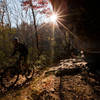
[50,13,57,23]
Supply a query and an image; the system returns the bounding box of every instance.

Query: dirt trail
[0,58,100,100]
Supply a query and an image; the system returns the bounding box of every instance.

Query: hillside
[1,58,100,100]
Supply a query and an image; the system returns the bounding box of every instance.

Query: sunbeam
[49,6,82,44]
[50,13,57,23]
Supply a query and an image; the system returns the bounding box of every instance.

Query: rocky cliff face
[50,0,100,52]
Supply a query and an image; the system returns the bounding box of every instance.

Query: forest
[0,0,100,100]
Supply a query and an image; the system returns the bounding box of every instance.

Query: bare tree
[0,0,6,27]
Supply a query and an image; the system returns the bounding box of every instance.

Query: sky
[0,0,52,27]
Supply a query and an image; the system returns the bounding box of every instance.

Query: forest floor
[0,58,100,100]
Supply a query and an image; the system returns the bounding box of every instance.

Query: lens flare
[47,2,82,47]
[50,13,57,23]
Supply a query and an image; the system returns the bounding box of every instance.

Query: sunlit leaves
[22,0,51,16]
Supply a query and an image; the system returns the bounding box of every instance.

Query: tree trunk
[30,0,39,59]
